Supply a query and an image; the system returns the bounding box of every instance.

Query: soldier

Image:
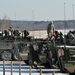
[47,21,55,41]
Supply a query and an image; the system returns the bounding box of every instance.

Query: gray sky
[0,0,75,21]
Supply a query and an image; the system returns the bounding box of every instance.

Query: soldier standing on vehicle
[47,21,55,41]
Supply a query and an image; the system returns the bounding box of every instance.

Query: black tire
[13,49,21,60]
[1,51,12,60]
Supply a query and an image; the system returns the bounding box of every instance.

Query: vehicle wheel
[1,51,12,60]
[13,53,21,60]
[13,50,21,60]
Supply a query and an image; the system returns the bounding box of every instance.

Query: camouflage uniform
[47,22,55,41]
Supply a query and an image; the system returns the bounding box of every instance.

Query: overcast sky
[0,0,75,21]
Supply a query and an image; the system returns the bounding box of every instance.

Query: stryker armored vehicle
[56,45,75,73]
[0,41,29,61]
[0,22,75,74]
[27,41,75,74]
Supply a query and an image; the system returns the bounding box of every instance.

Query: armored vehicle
[0,41,56,67]
[0,41,29,61]
[56,45,75,73]
[0,20,74,74]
